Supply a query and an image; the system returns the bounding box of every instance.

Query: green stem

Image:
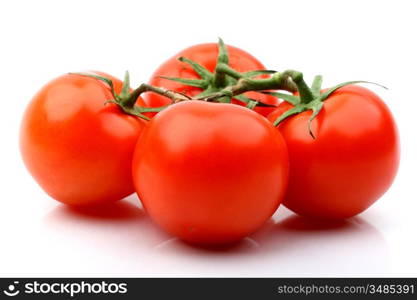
[128,83,191,107]
[71,72,189,120]
[215,63,244,80]
[213,38,229,88]
[197,71,298,101]
[282,70,314,104]
[214,68,227,88]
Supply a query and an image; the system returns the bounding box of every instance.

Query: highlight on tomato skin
[268,85,400,219]
[132,101,289,245]
[145,42,279,118]
[20,72,147,206]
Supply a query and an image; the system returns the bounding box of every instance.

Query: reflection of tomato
[268,85,400,219]
[145,43,278,117]
[133,101,289,244]
[20,72,146,206]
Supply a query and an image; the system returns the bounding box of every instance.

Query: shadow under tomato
[154,236,262,255]
[276,214,355,231]
[247,210,391,276]
[252,212,387,248]
[61,200,144,222]
[42,196,173,255]
[151,215,365,254]
[152,219,282,254]
[44,193,145,223]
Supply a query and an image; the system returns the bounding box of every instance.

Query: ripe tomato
[20,72,146,206]
[145,43,278,117]
[268,85,400,219]
[132,101,289,245]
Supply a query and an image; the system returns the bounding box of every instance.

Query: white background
[0,0,416,277]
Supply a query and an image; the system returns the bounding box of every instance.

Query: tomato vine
[73,39,386,139]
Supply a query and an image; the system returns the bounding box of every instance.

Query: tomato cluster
[20,40,399,245]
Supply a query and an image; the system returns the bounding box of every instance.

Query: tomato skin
[145,43,278,117]
[268,85,400,219]
[132,101,289,244]
[20,72,146,206]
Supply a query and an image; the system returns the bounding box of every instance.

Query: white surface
[0,0,416,277]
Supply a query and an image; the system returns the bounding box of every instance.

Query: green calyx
[160,38,277,110]
[69,72,172,121]
[270,75,387,138]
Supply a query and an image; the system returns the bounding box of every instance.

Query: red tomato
[132,101,289,245]
[145,43,278,117]
[20,72,146,206]
[268,85,400,219]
